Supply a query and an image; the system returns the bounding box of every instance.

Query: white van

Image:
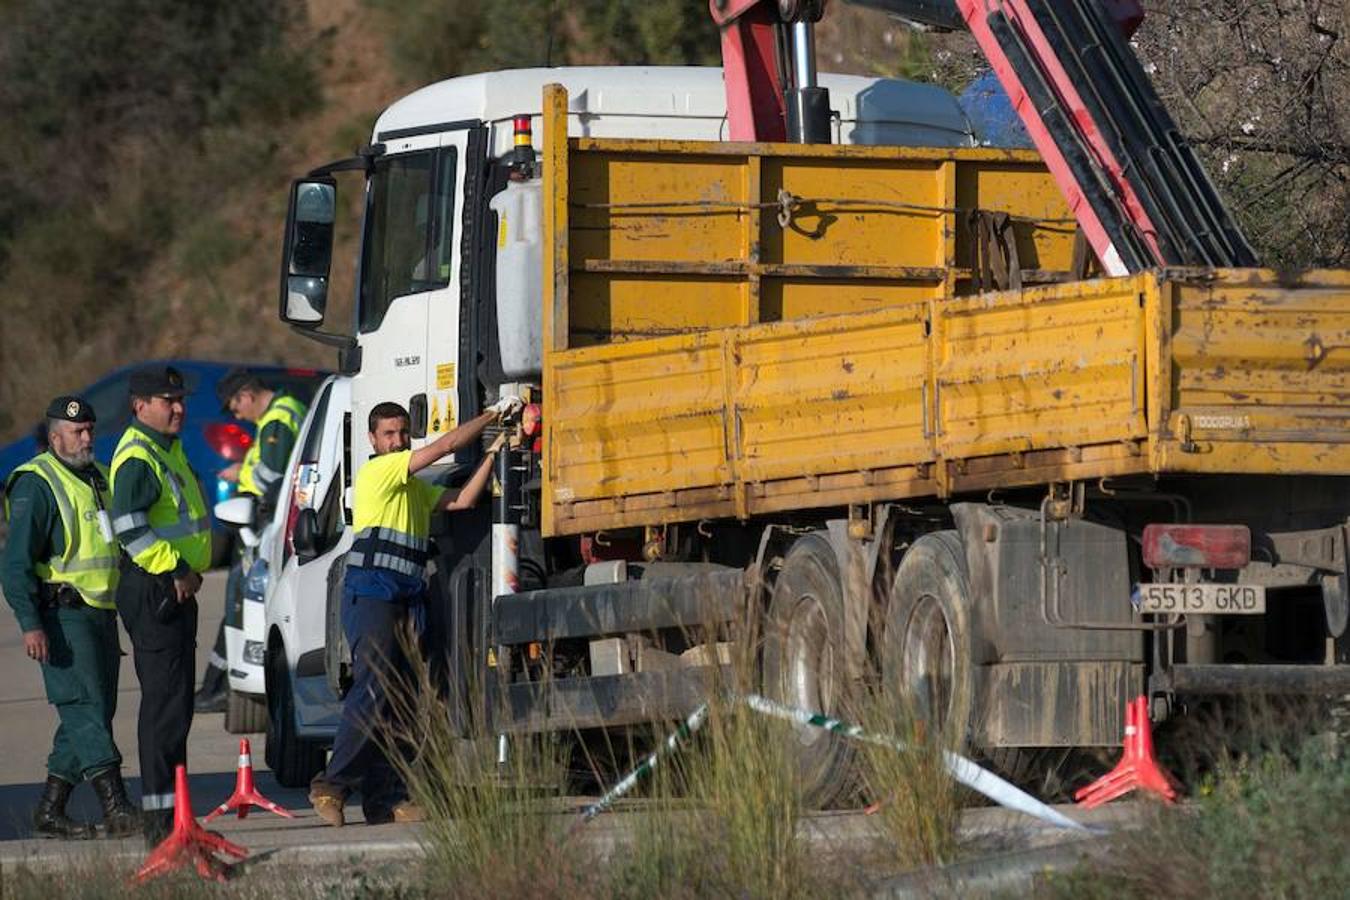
[261,375,351,786]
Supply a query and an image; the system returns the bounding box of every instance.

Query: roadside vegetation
[1038,703,1350,899]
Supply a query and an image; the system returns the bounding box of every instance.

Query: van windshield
[358,148,458,333]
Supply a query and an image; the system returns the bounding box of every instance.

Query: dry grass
[855,693,962,871]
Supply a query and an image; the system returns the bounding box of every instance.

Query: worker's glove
[490,395,524,418]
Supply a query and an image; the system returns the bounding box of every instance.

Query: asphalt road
[0,570,416,856]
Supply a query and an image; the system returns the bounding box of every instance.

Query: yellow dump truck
[280,70,1348,803]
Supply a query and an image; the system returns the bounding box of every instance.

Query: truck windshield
[358,148,458,333]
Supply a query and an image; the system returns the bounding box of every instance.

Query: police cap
[128,365,187,399]
[215,367,254,413]
[45,395,95,424]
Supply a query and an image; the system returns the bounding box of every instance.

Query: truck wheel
[882,531,975,749]
[265,649,327,788]
[762,532,860,808]
[325,555,352,699]
[224,689,268,734]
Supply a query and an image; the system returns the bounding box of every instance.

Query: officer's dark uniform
[109,366,212,844]
[1,396,140,839]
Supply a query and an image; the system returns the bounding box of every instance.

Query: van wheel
[224,689,268,734]
[762,532,860,809]
[266,649,327,788]
[882,531,975,748]
[325,556,351,699]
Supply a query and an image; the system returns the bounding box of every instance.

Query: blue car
[0,359,328,565]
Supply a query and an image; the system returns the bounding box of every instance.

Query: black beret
[215,367,254,413]
[45,395,95,423]
[128,365,187,398]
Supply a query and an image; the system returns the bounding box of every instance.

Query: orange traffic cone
[205,738,295,822]
[133,764,248,883]
[1074,695,1182,809]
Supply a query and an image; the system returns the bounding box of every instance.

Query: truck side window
[431,148,459,284]
[358,148,457,333]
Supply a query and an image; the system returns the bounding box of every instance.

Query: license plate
[1135,583,1266,615]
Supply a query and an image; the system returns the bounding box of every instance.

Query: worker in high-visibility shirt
[2,396,140,839]
[109,365,212,847]
[192,368,308,713]
[308,394,520,827]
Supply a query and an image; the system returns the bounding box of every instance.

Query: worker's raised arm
[436,434,508,512]
[408,395,521,475]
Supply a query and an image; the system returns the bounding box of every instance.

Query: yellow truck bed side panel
[735,305,932,484]
[550,332,729,505]
[935,277,1148,459]
[537,86,1350,537]
[1151,269,1350,474]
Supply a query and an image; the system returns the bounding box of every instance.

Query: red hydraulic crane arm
[711,0,789,142]
[955,0,1156,275]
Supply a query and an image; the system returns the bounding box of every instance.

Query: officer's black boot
[32,775,95,840]
[142,809,173,849]
[194,662,229,713]
[90,769,141,838]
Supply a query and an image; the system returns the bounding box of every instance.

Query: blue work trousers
[311,571,424,818]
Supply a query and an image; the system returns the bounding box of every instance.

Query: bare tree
[1133,0,1350,267]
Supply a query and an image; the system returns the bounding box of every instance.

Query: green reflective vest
[111,429,212,575]
[238,394,306,497]
[4,454,120,609]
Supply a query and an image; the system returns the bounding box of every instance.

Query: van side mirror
[293,507,320,560]
[214,496,255,527]
[280,178,337,327]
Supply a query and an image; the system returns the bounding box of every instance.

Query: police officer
[308,394,519,827]
[192,368,307,713]
[110,366,212,845]
[2,397,140,839]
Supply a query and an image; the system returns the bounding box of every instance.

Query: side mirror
[214,496,255,527]
[293,507,320,559]
[280,178,337,327]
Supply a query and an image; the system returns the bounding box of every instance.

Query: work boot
[392,800,424,823]
[193,685,228,714]
[309,785,346,827]
[90,769,141,838]
[32,775,95,840]
[194,664,229,713]
[365,800,425,826]
[142,809,173,849]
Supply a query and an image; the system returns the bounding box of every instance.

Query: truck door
[350,134,465,471]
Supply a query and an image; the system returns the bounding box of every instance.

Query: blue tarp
[958,71,1032,149]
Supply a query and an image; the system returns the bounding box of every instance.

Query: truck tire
[885,533,1075,794]
[325,555,352,699]
[265,649,327,788]
[882,531,975,748]
[762,532,860,808]
[224,689,268,734]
